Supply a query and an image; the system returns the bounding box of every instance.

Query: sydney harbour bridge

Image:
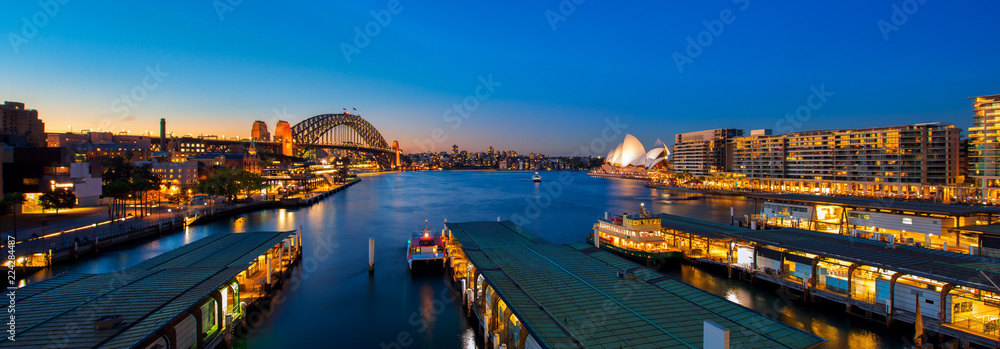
[289,113,400,169]
[150,113,402,169]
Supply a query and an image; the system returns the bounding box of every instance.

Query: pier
[746,193,1000,255]
[443,221,825,348]
[280,178,360,206]
[654,212,1000,347]
[5,179,361,274]
[1,229,302,349]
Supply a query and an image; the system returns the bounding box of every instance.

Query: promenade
[3,179,359,271]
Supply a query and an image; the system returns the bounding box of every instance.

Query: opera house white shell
[604,134,669,169]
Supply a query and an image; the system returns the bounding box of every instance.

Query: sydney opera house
[598,134,670,175]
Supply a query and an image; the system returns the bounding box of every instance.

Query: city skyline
[2,1,999,155]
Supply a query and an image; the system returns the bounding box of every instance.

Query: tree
[168,193,190,207]
[101,157,161,219]
[4,192,26,242]
[39,189,77,214]
[235,170,267,198]
[196,168,268,201]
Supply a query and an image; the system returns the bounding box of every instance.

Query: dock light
[93,223,97,227]
[168,209,172,213]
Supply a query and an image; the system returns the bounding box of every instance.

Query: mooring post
[368,238,375,273]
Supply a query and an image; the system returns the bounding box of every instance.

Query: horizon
[3,1,999,155]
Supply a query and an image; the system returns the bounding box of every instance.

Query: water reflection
[25,171,915,348]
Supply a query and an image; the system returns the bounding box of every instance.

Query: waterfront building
[136,158,199,195]
[251,120,271,141]
[970,94,1000,199]
[749,193,998,254]
[47,131,153,162]
[596,134,668,177]
[732,123,962,197]
[444,221,824,348]
[651,212,1000,347]
[0,101,45,146]
[1,147,102,209]
[672,128,743,175]
[2,231,301,349]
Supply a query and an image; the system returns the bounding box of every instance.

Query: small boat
[532,172,541,182]
[588,204,682,264]
[407,222,446,270]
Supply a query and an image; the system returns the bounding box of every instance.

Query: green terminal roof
[446,221,825,349]
[0,231,293,349]
[652,213,749,240]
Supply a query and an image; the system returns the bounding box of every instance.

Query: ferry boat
[532,172,541,182]
[406,223,446,269]
[588,204,682,263]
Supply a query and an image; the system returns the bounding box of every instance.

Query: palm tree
[4,192,26,242]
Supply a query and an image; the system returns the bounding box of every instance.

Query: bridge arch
[291,113,389,149]
[290,113,394,169]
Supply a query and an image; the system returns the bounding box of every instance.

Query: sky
[1,1,999,155]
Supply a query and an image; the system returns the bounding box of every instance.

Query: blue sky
[1,1,998,155]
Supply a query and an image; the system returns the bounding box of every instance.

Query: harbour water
[28,171,916,348]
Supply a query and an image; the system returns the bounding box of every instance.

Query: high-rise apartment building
[1,101,45,146]
[671,128,743,175]
[970,94,1000,199]
[733,123,961,194]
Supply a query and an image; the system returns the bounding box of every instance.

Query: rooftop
[446,221,825,348]
[653,213,748,240]
[1,231,292,348]
[750,193,1000,216]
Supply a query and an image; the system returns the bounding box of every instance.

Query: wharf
[280,178,360,206]
[444,221,825,349]
[0,230,302,349]
[652,212,1000,348]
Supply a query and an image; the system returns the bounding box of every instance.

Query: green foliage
[4,192,26,206]
[167,193,190,206]
[101,156,162,218]
[39,189,76,214]
[196,168,267,200]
